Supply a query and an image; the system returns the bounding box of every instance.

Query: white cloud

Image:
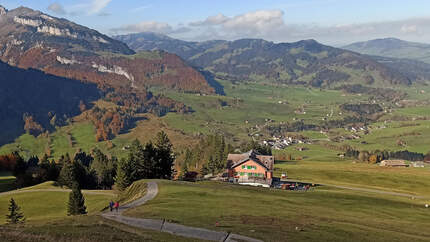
[87,0,112,15]
[47,3,66,15]
[49,0,112,16]
[188,10,285,39]
[401,24,418,33]
[190,13,229,26]
[112,9,430,45]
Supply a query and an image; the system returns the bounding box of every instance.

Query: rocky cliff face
[0,6,133,54]
[0,6,214,94]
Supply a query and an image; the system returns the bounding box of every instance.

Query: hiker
[109,201,114,212]
[114,201,119,212]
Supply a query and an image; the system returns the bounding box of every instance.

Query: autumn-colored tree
[368,154,379,164]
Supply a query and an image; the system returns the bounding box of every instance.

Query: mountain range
[114,32,416,88]
[343,38,430,64]
[2,5,430,147]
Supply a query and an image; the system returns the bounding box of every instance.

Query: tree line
[114,131,175,190]
[0,131,174,191]
[344,147,425,163]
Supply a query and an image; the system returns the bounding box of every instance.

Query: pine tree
[12,152,27,177]
[58,162,75,188]
[141,142,156,179]
[154,131,174,179]
[114,158,132,191]
[90,149,116,189]
[6,198,25,224]
[67,183,87,216]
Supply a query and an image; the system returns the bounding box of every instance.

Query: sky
[2,0,430,45]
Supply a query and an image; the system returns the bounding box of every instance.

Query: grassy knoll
[0,180,203,241]
[126,180,430,242]
[116,180,147,204]
[0,182,114,224]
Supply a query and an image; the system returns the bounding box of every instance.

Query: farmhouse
[227,150,274,187]
[379,160,408,167]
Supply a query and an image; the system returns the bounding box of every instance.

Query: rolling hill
[114,32,413,88]
[343,38,430,64]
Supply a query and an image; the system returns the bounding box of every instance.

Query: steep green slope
[0,60,100,146]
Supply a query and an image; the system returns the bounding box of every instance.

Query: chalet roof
[227,150,274,171]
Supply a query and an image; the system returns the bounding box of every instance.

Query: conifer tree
[6,198,25,224]
[141,142,156,178]
[114,158,132,191]
[58,162,75,188]
[67,183,87,216]
[91,149,116,189]
[154,131,174,179]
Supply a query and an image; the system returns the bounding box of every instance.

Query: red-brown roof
[227,150,274,171]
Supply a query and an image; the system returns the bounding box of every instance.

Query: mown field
[126,180,430,242]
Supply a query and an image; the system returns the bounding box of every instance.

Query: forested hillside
[0,60,100,145]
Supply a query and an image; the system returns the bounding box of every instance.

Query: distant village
[262,136,312,150]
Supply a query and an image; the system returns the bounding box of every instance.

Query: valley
[0,3,430,242]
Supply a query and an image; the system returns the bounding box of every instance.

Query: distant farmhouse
[379,160,408,167]
[227,150,274,187]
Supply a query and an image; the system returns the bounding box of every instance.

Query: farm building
[227,150,274,187]
[379,160,408,167]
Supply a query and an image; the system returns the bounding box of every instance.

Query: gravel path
[102,181,263,242]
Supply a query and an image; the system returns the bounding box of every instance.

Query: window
[240,172,245,176]
[242,165,246,169]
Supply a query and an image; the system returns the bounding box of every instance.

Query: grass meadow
[125,180,430,242]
